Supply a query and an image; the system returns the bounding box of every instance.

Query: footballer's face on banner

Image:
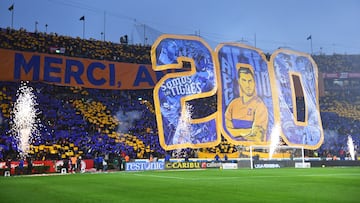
[238,72,255,97]
[165,41,179,62]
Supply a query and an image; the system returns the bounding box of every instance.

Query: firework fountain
[269,124,281,159]
[172,103,193,158]
[10,81,40,158]
[347,135,355,160]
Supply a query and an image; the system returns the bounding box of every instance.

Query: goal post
[249,145,305,169]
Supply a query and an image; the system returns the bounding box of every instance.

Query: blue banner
[217,44,274,145]
[151,35,324,150]
[151,35,220,150]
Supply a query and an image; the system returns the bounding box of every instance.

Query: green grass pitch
[1,167,359,203]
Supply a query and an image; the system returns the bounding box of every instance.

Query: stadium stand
[0,27,359,164]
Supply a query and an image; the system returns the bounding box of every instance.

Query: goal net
[247,145,305,169]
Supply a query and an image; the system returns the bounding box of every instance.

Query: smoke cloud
[115,109,142,133]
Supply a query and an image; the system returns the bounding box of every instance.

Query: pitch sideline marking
[128,172,360,181]
[132,173,186,180]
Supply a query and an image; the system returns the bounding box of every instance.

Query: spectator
[224,154,228,162]
[214,154,220,162]
[125,154,130,162]
[71,156,77,173]
[6,158,11,171]
[18,158,24,175]
[102,158,108,171]
[26,157,33,175]
[76,156,82,172]
[62,157,69,173]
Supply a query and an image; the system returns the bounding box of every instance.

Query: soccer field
[1,167,359,203]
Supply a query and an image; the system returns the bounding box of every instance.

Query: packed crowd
[0,27,151,64]
[312,54,360,72]
[0,27,359,162]
[0,81,162,161]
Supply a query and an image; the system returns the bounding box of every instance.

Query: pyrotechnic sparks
[347,135,355,161]
[10,81,41,158]
[172,103,193,145]
[269,124,281,159]
[172,103,193,158]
